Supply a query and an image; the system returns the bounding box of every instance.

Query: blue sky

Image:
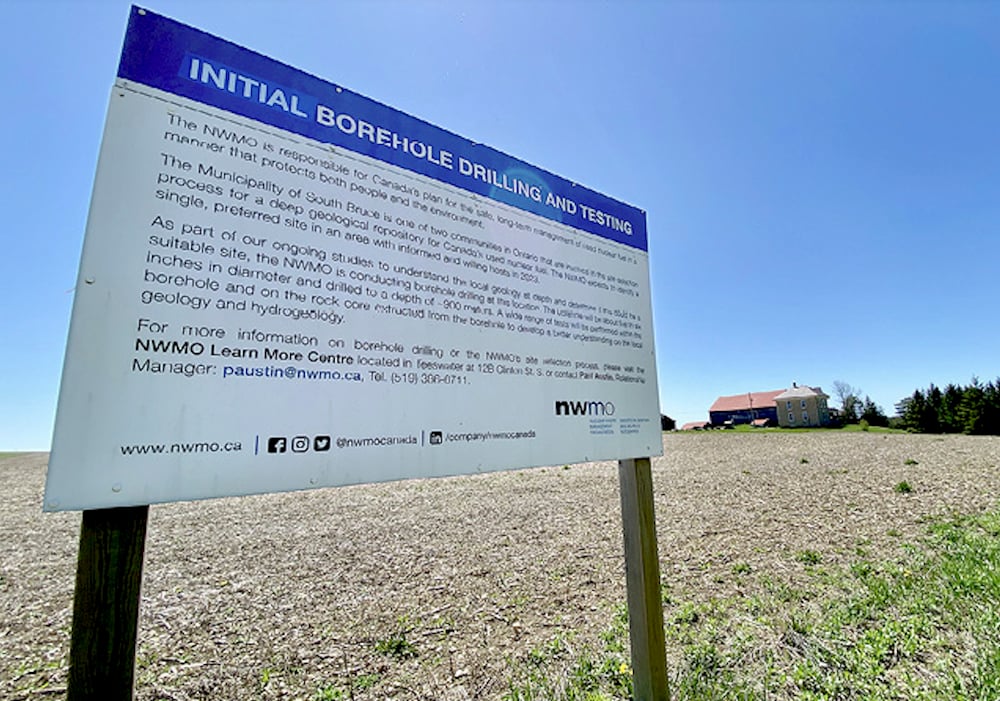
[2,0,998,449]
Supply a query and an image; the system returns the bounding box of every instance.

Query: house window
[801,399,807,409]
[787,401,793,411]
[788,414,795,425]
[802,413,809,425]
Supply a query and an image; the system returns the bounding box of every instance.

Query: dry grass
[2,431,999,700]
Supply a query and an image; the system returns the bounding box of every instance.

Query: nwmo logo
[554,400,616,416]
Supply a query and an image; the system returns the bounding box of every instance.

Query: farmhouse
[774,384,831,427]
[708,383,832,428]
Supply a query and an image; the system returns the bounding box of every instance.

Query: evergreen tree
[960,378,986,434]
[981,380,1000,435]
[941,384,963,433]
[899,378,1000,436]
[903,389,926,432]
[925,384,943,433]
[895,397,910,417]
[860,396,888,427]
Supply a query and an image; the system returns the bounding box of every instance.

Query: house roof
[774,385,828,400]
[709,390,785,413]
[681,421,710,430]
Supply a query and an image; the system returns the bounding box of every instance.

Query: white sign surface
[45,10,660,510]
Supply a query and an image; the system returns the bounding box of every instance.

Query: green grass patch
[374,633,417,660]
[315,686,344,701]
[795,549,823,566]
[503,627,632,701]
[314,672,380,700]
[721,425,905,435]
[838,423,905,434]
[502,507,1000,700]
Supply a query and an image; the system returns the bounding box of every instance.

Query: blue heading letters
[119,7,647,249]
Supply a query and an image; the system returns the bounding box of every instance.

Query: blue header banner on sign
[118,7,647,250]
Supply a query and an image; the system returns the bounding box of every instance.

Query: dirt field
[3,432,999,700]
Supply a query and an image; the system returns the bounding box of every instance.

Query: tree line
[833,380,889,427]
[896,378,1000,435]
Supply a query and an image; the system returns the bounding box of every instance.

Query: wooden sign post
[67,506,149,701]
[619,457,669,700]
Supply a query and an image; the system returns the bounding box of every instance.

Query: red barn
[709,390,784,426]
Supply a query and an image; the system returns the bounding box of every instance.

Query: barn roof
[709,390,785,413]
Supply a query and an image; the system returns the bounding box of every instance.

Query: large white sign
[44,9,661,510]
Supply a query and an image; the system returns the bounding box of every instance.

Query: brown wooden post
[68,505,149,701]
[618,457,669,700]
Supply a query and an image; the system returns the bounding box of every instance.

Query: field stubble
[1,432,999,699]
